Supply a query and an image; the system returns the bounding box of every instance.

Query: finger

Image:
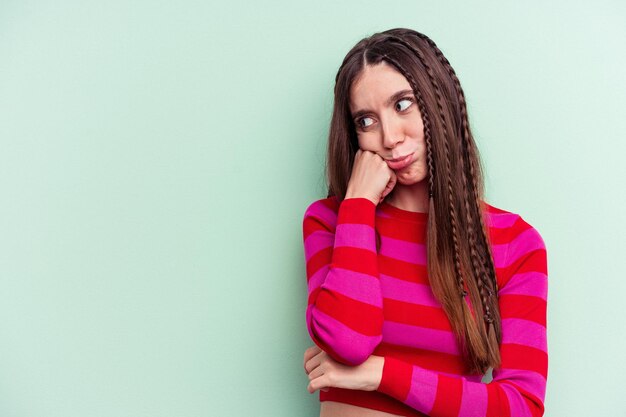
[304,349,325,374]
[307,374,329,394]
[381,172,397,200]
[307,364,325,381]
[303,346,321,371]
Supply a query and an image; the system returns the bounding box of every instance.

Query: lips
[386,153,414,170]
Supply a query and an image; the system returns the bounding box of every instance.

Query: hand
[303,345,384,394]
[345,149,397,205]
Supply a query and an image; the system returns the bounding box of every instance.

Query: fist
[346,149,397,205]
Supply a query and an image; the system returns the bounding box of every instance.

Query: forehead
[349,62,411,110]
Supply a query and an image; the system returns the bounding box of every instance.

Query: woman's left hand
[303,345,384,394]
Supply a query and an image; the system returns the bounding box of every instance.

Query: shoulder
[484,201,546,248]
[484,202,548,290]
[304,195,340,216]
[302,196,341,232]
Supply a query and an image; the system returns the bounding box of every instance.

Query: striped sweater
[302,197,548,417]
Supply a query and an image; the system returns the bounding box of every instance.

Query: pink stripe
[486,212,520,228]
[304,202,337,230]
[492,369,546,400]
[437,370,483,381]
[491,242,509,268]
[380,274,440,307]
[405,365,438,413]
[306,306,381,365]
[335,223,376,251]
[318,268,383,307]
[501,320,547,352]
[303,230,333,262]
[383,322,460,355]
[458,379,488,417]
[379,237,427,265]
[504,228,546,267]
[501,383,533,417]
[498,271,548,300]
[307,265,327,292]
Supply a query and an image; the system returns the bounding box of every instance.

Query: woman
[301,28,548,417]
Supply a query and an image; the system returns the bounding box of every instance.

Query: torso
[320,401,404,417]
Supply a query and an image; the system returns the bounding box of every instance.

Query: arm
[375,217,548,417]
[302,197,384,366]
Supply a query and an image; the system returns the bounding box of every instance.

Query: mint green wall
[0,1,624,416]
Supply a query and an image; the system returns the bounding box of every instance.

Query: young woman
[302,28,548,417]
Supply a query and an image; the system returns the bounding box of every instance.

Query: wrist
[345,189,377,205]
[365,355,384,391]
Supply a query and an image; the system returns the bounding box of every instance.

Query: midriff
[320,401,404,417]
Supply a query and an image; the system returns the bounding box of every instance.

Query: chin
[396,171,427,185]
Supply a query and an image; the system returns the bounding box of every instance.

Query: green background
[1,1,624,416]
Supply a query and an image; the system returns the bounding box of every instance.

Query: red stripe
[375,342,466,374]
[430,374,462,417]
[337,198,375,225]
[486,216,530,246]
[499,294,547,326]
[320,385,428,417]
[508,217,534,239]
[309,288,383,336]
[378,255,428,284]
[500,344,548,379]
[505,248,547,273]
[377,216,427,243]
[500,248,547,288]
[306,246,332,281]
[487,226,514,245]
[319,196,339,211]
[332,246,378,276]
[383,299,453,331]
[484,202,508,214]
[486,382,511,417]
[303,215,332,240]
[378,356,413,401]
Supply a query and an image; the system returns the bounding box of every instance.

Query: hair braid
[408,33,502,359]
[416,34,500,331]
[386,38,467,300]
[381,33,501,370]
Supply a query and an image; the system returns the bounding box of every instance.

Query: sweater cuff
[337,198,376,227]
[377,356,413,401]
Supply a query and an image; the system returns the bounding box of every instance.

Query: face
[349,61,427,186]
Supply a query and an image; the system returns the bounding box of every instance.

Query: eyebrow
[351,89,414,120]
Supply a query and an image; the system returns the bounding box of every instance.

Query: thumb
[380,170,397,202]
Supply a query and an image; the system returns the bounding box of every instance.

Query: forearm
[303,197,384,365]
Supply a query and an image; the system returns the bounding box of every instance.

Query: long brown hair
[326,28,501,374]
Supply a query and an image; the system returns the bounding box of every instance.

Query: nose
[381,117,403,149]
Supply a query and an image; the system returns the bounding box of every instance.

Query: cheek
[405,112,425,137]
[357,133,380,151]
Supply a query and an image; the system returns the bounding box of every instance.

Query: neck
[384,181,429,213]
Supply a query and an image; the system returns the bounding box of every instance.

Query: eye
[395,98,413,112]
[356,116,374,129]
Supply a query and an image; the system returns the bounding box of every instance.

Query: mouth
[387,154,411,162]
[385,152,414,170]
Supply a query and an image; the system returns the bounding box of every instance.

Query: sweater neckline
[379,200,429,223]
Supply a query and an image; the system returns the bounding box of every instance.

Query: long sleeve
[302,197,384,366]
[375,216,548,417]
